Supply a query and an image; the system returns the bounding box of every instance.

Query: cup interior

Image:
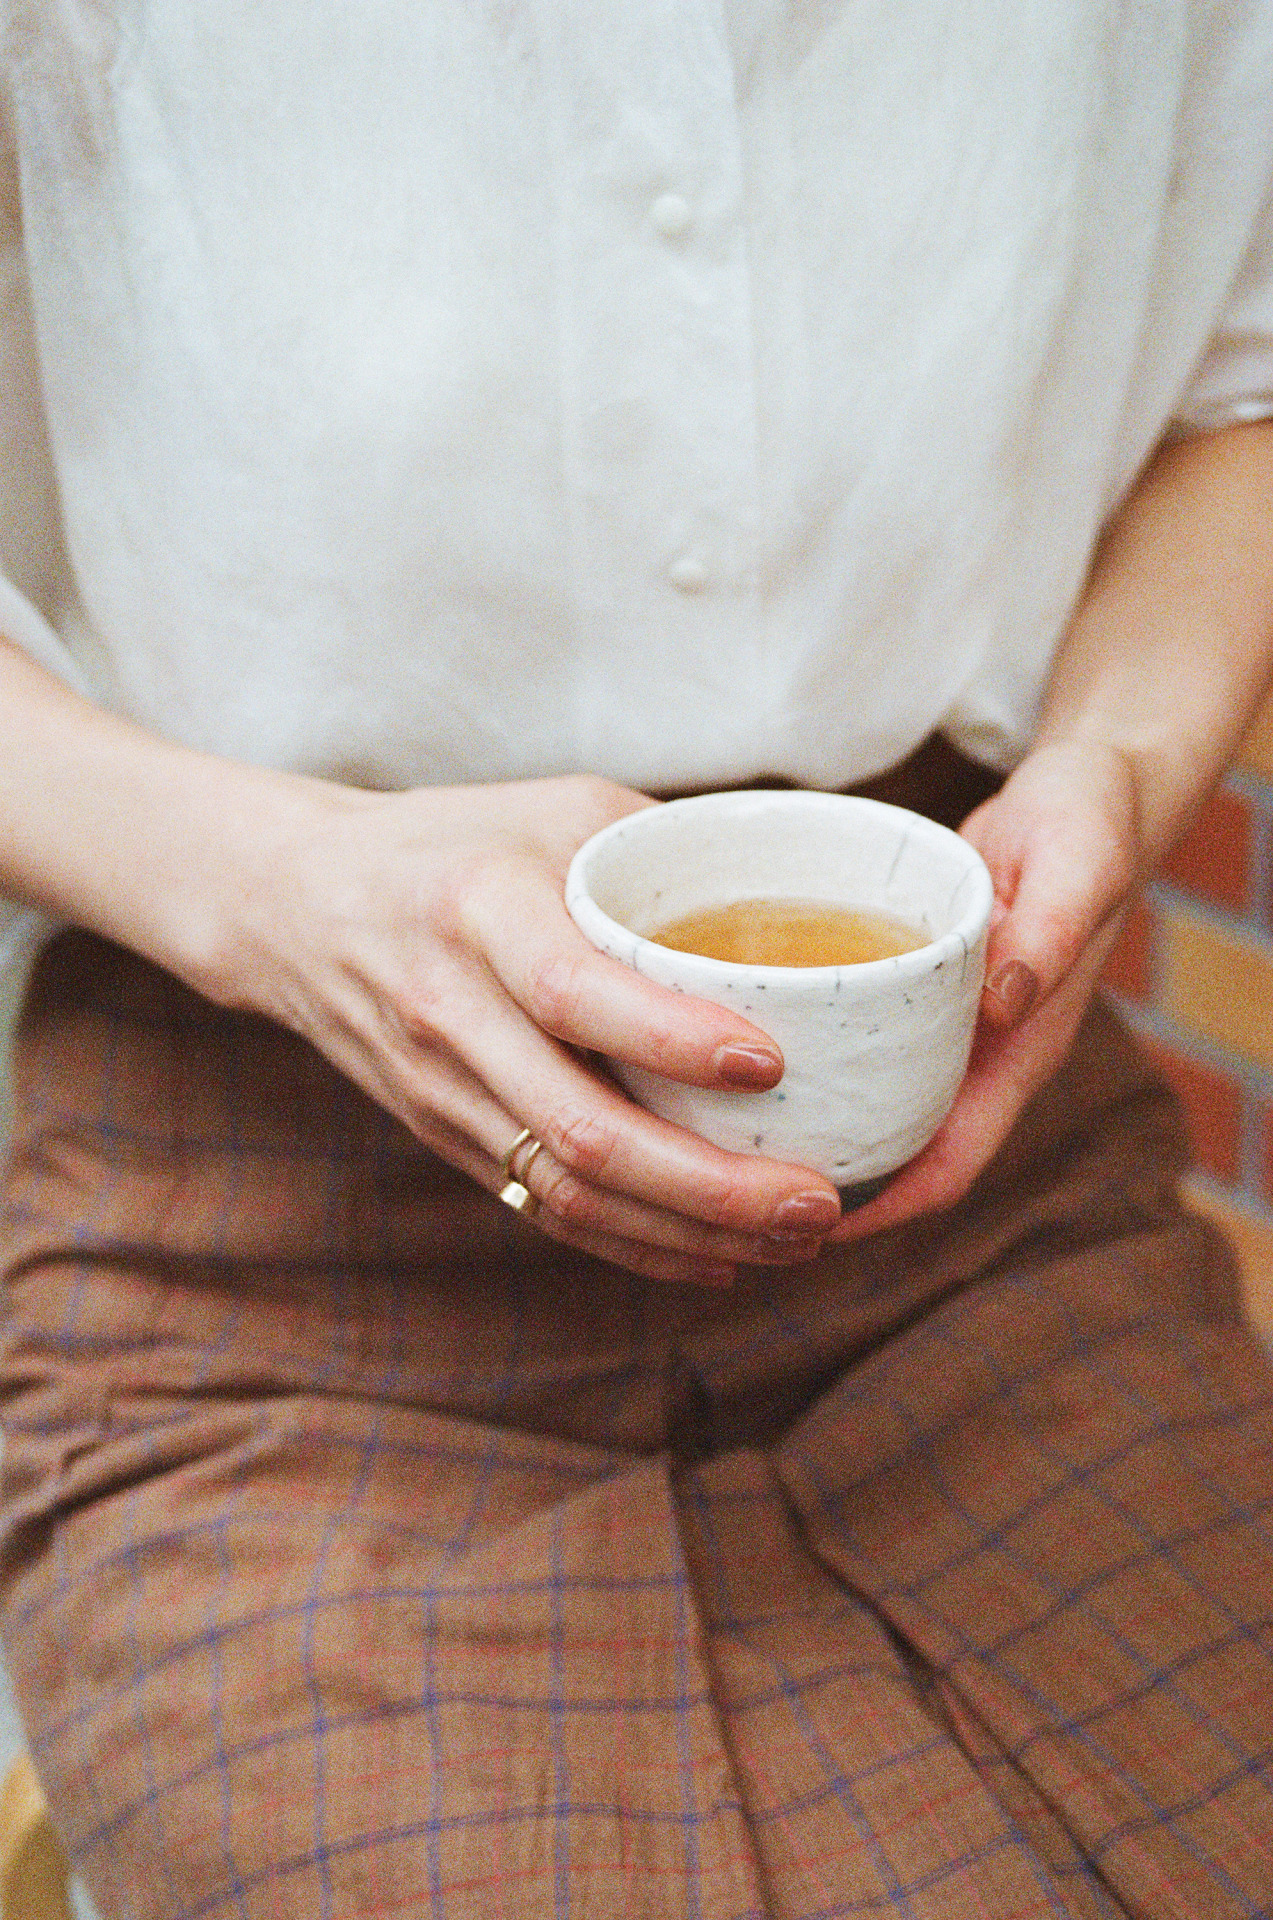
[572,790,990,971]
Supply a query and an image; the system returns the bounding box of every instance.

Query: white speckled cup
[565,790,994,1199]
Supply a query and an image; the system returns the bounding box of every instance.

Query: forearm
[1035,420,1273,867]
[0,640,331,995]
[0,642,846,1282]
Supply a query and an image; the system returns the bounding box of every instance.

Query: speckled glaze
[566,790,994,1187]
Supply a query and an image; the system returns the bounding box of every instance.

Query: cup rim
[565,789,995,984]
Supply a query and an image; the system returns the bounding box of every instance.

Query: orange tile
[1159,911,1273,1074]
[1100,898,1155,1001]
[1138,1037,1243,1182]
[1182,1176,1273,1338]
[1238,687,1273,783]
[1160,788,1250,912]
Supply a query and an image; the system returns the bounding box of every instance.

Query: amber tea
[648,897,925,968]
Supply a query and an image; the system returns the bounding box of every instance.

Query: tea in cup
[565,790,994,1195]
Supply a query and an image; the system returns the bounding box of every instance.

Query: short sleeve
[1172,162,1273,432]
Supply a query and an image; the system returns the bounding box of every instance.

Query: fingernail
[986,959,1039,1025]
[772,1192,841,1234]
[714,1042,783,1090]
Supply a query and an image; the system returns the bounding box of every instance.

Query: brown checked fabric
[0,929,1269,1919]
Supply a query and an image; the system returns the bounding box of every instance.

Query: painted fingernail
[771,1192,841,1234]
[985,959,1039,1025]
[713,1042,783,1089]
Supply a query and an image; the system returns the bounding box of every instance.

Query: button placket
[530,0,762,765]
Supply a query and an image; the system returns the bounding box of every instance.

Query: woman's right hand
[0,645,839,1284]
[181,770,843,1285]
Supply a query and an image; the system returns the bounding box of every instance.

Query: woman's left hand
[828,734,1142,1241]
[831,418,1273,1245]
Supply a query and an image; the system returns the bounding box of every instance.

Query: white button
[650,192,693,239]
[668,554,709,593]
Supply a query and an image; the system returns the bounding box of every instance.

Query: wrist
[1030,708,1214,877]
[135,756,380,1013]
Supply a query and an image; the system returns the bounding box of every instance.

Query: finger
[532,1207,739,1288]
[982,842,1126,1025]
[338,1077,742,1286]
[426,982,841,1236]
[379,943,841,1236]
[826,1030,1036,1240]
[316,977,834,1260]
[962,745,1138,1030]
[828,936,1107,1242]
[459,855,785,1089]
[517,1142,827,1266]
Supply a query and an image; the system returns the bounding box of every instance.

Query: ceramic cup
[565,789,995,1199]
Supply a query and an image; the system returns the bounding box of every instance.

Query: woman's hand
[832,419,1273,1244]
[828,737,1139,1240]
[193,771,843,1285]
[0,642,840,1286]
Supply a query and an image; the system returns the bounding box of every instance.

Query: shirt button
[650,192,693,239]
[668,554,709,593]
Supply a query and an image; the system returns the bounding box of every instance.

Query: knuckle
[524,952,585,1035]
[445,849,515,932]
[562,773,647,832]
[396,976,451,1047]
[537,1163,597,1228]
[695,1173,749,1229]
[542,1103,620,1181]
[563,771,618,812]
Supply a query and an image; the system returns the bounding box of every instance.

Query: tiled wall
[1101,688,1273,1337]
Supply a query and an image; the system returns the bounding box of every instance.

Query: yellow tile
[1160,911,1273,1074]
[1238,686,1273,783]
[1183,1176,1273,1338]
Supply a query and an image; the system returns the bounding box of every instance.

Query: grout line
[1104,992,1273,1107]
[1182,1167,1273,1231]
[1221,763,1273,807]
[1147,876,1273,953]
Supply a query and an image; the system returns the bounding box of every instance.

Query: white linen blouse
[1,0,1273,821]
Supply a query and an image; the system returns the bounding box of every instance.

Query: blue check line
[869,1400,1273,1615]
[299,1401,391,1920]
[549,1505,571,1919]
[1084,1743,1273,1863]
[668,1520,703,1918]
[4,1447,633,1634]
[894,1390,1264,1797]
[789,1445,1267,1917]
[780,1305,1189,1520]
[744,1733,949,1831]
[760,1827,1040,1920]
[161,1796,745,1920]
[943,1299,1273,1793]
[1002,1614,1273,1765]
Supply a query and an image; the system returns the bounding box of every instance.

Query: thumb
[963,758,1139,1031]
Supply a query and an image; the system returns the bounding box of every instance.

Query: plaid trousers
[0,929,1269,1920]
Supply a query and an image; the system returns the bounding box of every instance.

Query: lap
[0,932,1269,1919]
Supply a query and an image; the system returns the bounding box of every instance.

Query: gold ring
[498,1127,544,1216]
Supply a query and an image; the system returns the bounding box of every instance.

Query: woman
[0,2,1270,1913]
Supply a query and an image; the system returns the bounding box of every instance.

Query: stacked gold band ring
[498,1126,544,1216]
